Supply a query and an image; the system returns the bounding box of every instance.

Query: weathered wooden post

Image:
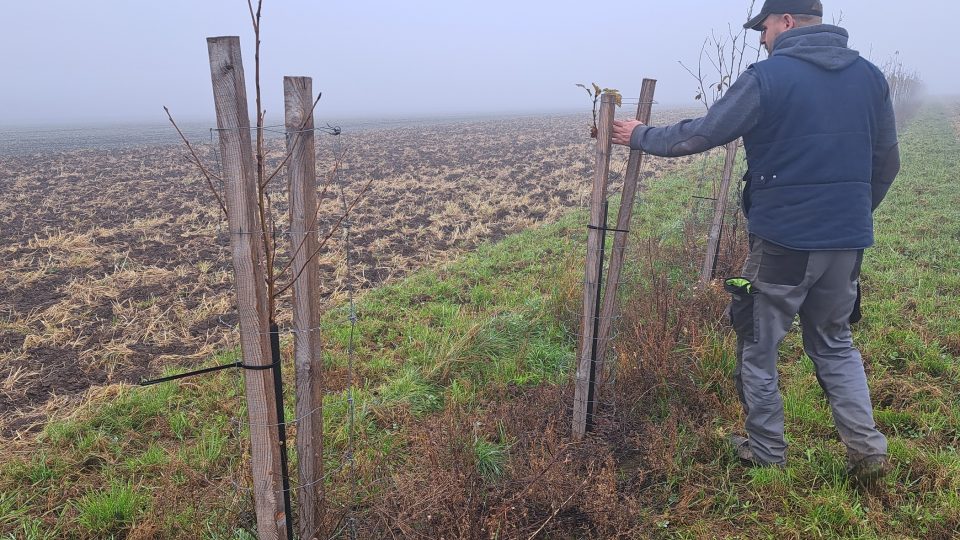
[594,79,658,393]
[284,75,325,540]
[699,140,739,286]
[573,92,617,439]
[207,36,287,540]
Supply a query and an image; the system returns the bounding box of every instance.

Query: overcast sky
[2,0,957,126]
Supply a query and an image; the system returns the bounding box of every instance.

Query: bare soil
[0,110,696,437]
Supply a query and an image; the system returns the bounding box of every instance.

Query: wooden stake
[594,79,658,394]
[284,75,325,540]
[699,140,739,287]
[207,36,286,540]
[573,92,617,440]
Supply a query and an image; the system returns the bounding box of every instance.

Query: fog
[1,0,956,126]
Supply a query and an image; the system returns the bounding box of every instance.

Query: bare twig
[260,93,324,190]
[246,0,259,31]
[678,41,711,113]
[163,106,227,215]
[280,142,346,284]
[489,443,572,527]
[832,10,844,26]
[526,476,591,539]
[273,175,375,298]
[680,1,757,111]
[244,0,277,315]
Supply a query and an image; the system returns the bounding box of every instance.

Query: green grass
[0,186,588,536]
[677,103,960,538]
[74,479,145,536]
[1,103,958,538]
[0,349,252,537]
[473,435,509,481]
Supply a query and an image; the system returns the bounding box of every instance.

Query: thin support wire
[334,131,359,540]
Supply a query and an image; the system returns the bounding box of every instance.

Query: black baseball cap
[744,0,823,30]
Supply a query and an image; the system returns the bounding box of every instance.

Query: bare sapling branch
[681,2,757,285]
[678,41,711,113]
[273,174,375,299]
[208,0,380,321]
[280,143,345,285]
[680,0,758,111]
[255,90,325,304]
[261,92,324,189]
[247,0,260,32]
[163,106,228,215]
[245,0,277,315]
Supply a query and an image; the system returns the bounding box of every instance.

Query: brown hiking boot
[847,454,890,486]
[729,435,783,468]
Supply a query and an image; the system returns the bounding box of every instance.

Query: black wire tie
[139,359,280,386]
[587,224,630,233]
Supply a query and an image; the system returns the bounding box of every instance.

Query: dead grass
[358,230,743,538]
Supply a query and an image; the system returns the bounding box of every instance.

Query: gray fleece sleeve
[629,70,763,157]
[870,90,900,210]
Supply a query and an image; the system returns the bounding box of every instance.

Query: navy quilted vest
[742,55,888,249]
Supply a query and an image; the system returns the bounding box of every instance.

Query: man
[611,0,900,484]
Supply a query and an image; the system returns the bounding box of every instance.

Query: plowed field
[0,110,695,438]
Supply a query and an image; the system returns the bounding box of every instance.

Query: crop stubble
[0,110,694,438]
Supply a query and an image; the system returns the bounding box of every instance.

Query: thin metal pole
[585,201,609,431]
[270,321,294,538]
[335,132,359,540]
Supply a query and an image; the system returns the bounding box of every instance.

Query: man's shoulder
[857,57,887,80]
[744,56,797,86]
[838,57,889,92]
[751,55,799,67]
[751,55,884,81]
[747,55,800,77]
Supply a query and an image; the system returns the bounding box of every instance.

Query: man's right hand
[612,119,644,147]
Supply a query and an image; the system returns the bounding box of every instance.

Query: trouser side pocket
[728,292,759,343]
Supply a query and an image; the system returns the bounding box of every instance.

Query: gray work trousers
[728,235,888,465]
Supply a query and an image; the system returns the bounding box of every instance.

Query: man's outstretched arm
[611,70,763,156]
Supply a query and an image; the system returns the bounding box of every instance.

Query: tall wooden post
[594,79,658,393]
[573,93,617,439]
[207,36,287,540]
[699,140,739,287]
[284,75,325,540]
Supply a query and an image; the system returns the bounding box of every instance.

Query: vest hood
[771,24,860,71]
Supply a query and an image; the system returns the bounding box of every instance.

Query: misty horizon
[2,0,957,128]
